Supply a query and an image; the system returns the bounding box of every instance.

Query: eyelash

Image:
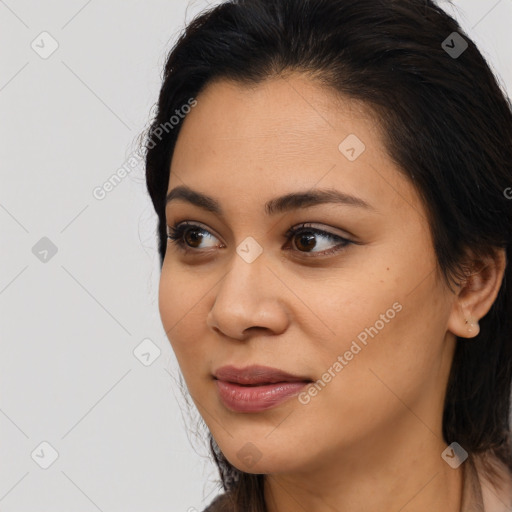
[166,221,353,257]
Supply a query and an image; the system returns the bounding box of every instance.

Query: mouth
[212,366,314,413]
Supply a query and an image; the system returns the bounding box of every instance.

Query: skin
[158,72,506,511]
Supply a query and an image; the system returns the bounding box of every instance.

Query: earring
[465,316,479,333]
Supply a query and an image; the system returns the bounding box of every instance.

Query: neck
[264,418,463,512]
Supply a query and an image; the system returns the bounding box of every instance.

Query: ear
[447,248,507,339]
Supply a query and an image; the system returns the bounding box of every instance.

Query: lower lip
[215,379,310,413]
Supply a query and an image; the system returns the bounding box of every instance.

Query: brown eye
[183,227,205,248]
[294,232,317,251]
[167,222,221,252]
[285,223,353,256]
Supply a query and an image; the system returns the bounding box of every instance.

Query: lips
[213,364,312,386]
[213,365,313,413]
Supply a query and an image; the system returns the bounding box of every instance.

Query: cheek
[158,266,204,361]
[318,281,447,416]
[158,266,180,337]
[309,261,446,401]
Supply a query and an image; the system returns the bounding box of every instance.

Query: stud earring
[465,316,479,333]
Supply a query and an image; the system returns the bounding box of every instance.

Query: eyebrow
[165,185,375,216]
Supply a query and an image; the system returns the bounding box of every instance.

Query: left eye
[166,221,352,257]
[284,223,352,256]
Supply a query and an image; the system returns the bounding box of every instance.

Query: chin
[221,442,308,475]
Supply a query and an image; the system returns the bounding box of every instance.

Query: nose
[206,250,290,340]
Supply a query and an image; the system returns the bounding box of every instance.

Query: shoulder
[474,452,512,512]
[202,492,234,512]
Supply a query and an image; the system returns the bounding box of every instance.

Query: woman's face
[159,73,462,475]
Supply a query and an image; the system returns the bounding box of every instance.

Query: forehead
[175,74,381,157]
[167,74,418,220]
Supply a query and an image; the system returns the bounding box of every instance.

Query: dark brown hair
[143,0,512,510]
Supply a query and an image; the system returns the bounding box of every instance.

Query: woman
[143,0,512,510]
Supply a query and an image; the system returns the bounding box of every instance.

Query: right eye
[167,221,223,253]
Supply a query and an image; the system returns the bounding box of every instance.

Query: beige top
[464,453,512,512]
[462,454,487,511]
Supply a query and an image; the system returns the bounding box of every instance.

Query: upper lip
[213,365,312,385]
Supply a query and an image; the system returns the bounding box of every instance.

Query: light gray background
[1,1,511,511]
